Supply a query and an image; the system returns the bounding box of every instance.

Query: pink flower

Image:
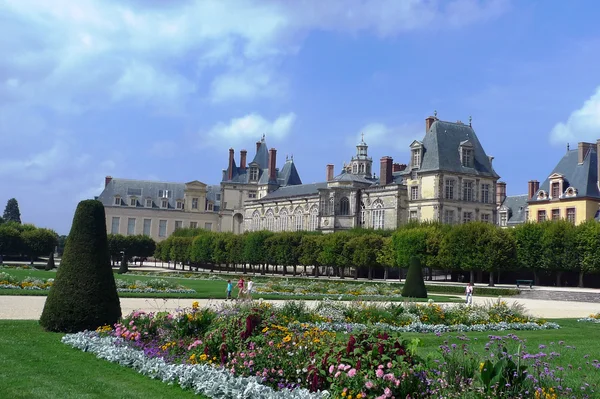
[376,369,384,378]
[365,381,374,389]
[338,364,346,370]
[378,364,384,369]
[348,368,357,377]
[249,360,254,366]
[329,365,335,374]
[384,387,392,398]
[278,369,284,376]
[344,365,351,371]
[384,373,394,381]
[335,371,341,378]
[240,352,246,358]
[387,362,393,368]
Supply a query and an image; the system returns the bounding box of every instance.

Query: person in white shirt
[246,278,254,300]
[465,282,474,305]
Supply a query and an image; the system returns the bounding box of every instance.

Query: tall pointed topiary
[401,256,428,298]
[40,200,121,332]
[45,252,55,271]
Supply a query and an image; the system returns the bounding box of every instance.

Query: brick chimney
[326,164,334,181]
[240,149,247,169]
[228,148,234,180]
[597,139,600,189]
[527,180,540,200]
[393,163,407,172]
[496,181,507,206]
[105,176,113,187]
[380,156,393,185]
[425,115,436,132]
[578,142,595,164]
[268,148,277,181]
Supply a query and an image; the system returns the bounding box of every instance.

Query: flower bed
[59,300,599,398]
[578,314,600,323]
[0,272,195,294]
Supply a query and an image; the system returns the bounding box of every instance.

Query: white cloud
[550,87,600,145]
[205,112,297,147]
[349,122,423,153]
[210,64,286,103]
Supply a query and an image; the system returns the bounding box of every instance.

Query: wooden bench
[516,279,534,288]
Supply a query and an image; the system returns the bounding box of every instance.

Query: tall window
[551,209,560,221]
[266,210,274,231]
[176,200,184,210]
[249,167,258,181]
[567,208,576,224]
[127,218,136,235]
[352,164,358,174]
[359,202,365,226]
[161,199,168,208]
[309,206,319,231]
[537,210,546,222]
[189,221,197,229]
[411,186,419,200]
[412,149,421,169]
[129,197,137,206]
[481,184,490,203]
[158,190,172,198]
[280,209,288,231]
[175,220,183,230]
[145,199,152,208]
[409,210,418,221]
[248,191,257,199]
[114,196,121,206]
[192,198,199,209]
[445,179,455,199]
[294,208,303,231]
[443,210,454,225]
[143,219,151,236]
[274,216,281,232]
[500,212,507,227]
[339,197,350,215]
[372,201,384,230]
[252,211,260,231]
[329,197,334,215]
[463,212,473,223]
[461,148,473,167]
[204,223,212,231]
[158,220,167,237]
[551,182,560,198]
[111,217,120,234]
[359,164,365,173]
[463,181,473,202]
[481,214,490,223]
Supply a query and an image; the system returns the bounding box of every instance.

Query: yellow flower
[356,395,362,399]
[199,354,208,361]
[283,335,292,343]
[479,362,484,372]
[341,392,347,397]
[192,301,199,309]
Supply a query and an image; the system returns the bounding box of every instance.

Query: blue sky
[1,0,600,234]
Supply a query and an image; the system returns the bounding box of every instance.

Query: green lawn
[0,269,463,302]
[0,320,204,399]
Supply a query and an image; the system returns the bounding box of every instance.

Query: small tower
[349,133,373,177]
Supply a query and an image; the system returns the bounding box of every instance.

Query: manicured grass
[0,269,463,302]
[0,320,204,399]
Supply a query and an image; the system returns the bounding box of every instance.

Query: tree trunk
[579,270,585,288]
[556,271,562,287]
[384,266,389,281]
[470,270,475,284]
[354,267,359,280]
[243,263,247,274]
[428,267,433,281]
[368,266,373,280]
[282,264,287,276]
[488,270,495,287]
[315,265,319,278]
[30,256,34,265]
[340,267,345,279]
[303,265,307,275]
[476,270,483,283]
[293,265,297,276]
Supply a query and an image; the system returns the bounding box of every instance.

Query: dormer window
[537,190,547,200]
[145,199,153,208]
[161,199,168,208]
[412,149,421,169]
[114,196,121,206]
[460,141,474,168]
[129,197,137,206]
[565,187,577,197]
[158,189,172,198]
[176,200,184,210]
[551,182,560,199]
[249,166,259,181]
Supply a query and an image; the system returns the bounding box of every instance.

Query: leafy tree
[39,200,121,332]
[540,220,576,287]
[318,232,350,278]
[401,257,428,298]
[21,228,58,264]
[212,233,231,269]
[0,225,22,258]
[107,234,127,265]
[392,227,428,267]
[3,198,21,224]
[56,235,68,256]
[170,237,193,269]
[190,233,215,270]
[265,232,302,276]
[574,220,600,287]
[0,216,4,225]
[225,233,245,272]
[299,234,323,277]
[376,236,396,280]
[243,231,273,274]
[346,234,384,280]
[512,222,545,284]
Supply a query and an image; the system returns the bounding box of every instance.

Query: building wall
[527,199,600,225]
[104,207,220,241]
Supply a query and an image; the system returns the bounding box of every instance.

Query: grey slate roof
[411,120,499,178]
[98,178,220,211]
[257,182,329,201]
[500,194,529,225]
[529,149,600,202]
[332,171,376,185]
[222,139,302,187]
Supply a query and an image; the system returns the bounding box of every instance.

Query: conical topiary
[45,252,55,271]
[118,256,129,274]
[401,256,428,298]
[40,200,121,332]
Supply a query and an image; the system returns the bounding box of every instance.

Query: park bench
[516,279,534,288]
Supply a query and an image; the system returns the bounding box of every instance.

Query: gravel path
[1,295,598,320]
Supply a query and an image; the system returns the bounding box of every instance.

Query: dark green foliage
[21,228,58,264]
[118,256,129,274]
[3,198,21,224]
[401,257,428,298]
[0,225,22,256]
[45,252,55,271]
[39,200,121,332]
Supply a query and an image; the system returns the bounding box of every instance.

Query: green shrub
[39,200,121,332]
[422,284,519,297]
[401,257,428,298]
[45,252,55,271]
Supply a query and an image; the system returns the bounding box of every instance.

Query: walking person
[246,278,254,301]
[236,277,245,300]
[465,282,474,306]
[226,280,232,300]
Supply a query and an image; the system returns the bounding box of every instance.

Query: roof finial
[286,154,289,161]
[567,143,570,152]
[469,115,472,127]
[262,133,265,141]
[434,110,437,118]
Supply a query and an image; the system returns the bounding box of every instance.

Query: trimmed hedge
[40,200,121,332]
[401,257,428,298]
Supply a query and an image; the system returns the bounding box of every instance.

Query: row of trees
[0,221,59,264]
[106,234,156,271]
[154,220,600,287]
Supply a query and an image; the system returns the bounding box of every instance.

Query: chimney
[326,164,334,181]
[527,180,540,200]
[380,156,393,185]
[578,142,595,164]
[597,139,600,188]
[425,115,436,132]
[393,163,407,172]
[256,141,262,153]
[228,148,234,180]
[268,148,277,182]
[496,181,507,206]
[240,149,247,169]
[105,176,113,187]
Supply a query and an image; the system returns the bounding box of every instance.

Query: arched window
[294,207,303,231]
[352,164,358,174]
[359,164,365,173]
[265,210,274,231]
[329,197,334,215]
[252,211,260,231]
[309,205,319,231]
[280,209,288,231]
[359,201,366,226]
[371,200,384,230]
[340,197,350,215]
